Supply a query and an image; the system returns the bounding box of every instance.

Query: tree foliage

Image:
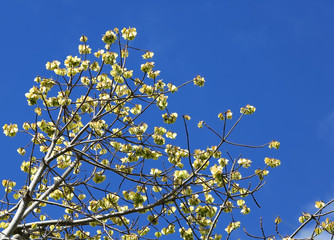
[0,27,332,240]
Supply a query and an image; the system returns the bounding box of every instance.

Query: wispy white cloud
[292,199,334,239]
[294,225,330,240]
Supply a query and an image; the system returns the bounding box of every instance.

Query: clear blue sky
[1,0,334,238]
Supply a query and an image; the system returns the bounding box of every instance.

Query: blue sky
[1,0,334,238]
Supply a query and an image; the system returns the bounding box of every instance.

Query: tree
[0,27,332,240]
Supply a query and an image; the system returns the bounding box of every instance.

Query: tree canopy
[1,27,333,240]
